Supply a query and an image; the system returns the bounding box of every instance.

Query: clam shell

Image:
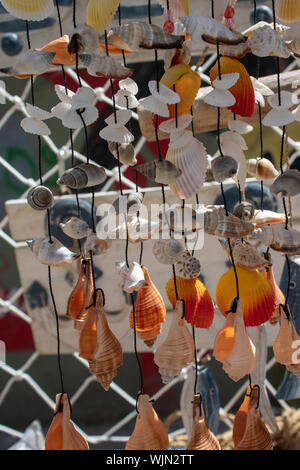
[267,91,298,110]
[153,239,185,265]
[119,78,138,95]
[107,141,136,166]
[204,89,236,108]
[86,0,120,34]
[270,169,300,197]
[21,117,50,136]
[26,237,80,266]
[186,395,221,450]
[100,124,134,144]
[159,114,192,134]
[1,0,54,21]
[211,155,238,183]
[115,261,148,293]
[60,217,90,240]
[27,185,54,211]
[228,119,253,134]
[175,251,201,279]
[262,108,294,127]
[148,80,180,105]
[213,73,240,90]
[154,300,194,383]
[204,207,255,238]
[139,95,170,117]
[57,163,106,189]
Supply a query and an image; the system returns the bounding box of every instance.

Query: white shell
[181,16,245,45]
[267,91,298,109]
[204,89,236,107]
[119,78,138,95]
[148,80,180,105]
[153,239,185,265]
[213,73,239,90]
[175,251,201,279]
[104,109,132,127]
[99,125,134,144]
[139,95,170,117]
[220,132,247,192]
[59,217,90,239]
[250,77,274,97]
[159,114,192,134]
[262,108,295,127]
[72,87,96,107]
[25,103,52,120]
[21,117,50,136]
[248,26,290,58]
[84,233,112,255]
[54,84,74,104]
[51,102,71,120]
[115,261,148,293]
[62,107,98,129]
[228,119,253,134]
[26,237,80,266]
[220,130,248,150]
[115,90,139,109]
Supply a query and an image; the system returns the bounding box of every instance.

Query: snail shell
[204,207,255,238]
[134,160,182,184]
[211,155,238,183]
[247,158,279,180]
[57,163,106,189]
[60,217,90,239]
[270,169,300,197]
[153,239,185,265]
[27,185,54,211]
[26,237,80,266]
[107,141,137,166]
[233,200,255,221]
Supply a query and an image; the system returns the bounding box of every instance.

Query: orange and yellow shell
[79,304,97,361]
[262,254,285,326]
[276,0,300,22]
[166,275,214,328]
[216,266,276,327]
[66,262,86,321]
[213,312,236,362]
[45,394,89,450]
[129,266,166,347]
[210,57,255,117]
[86,0,120,34]
[125,394,169,450]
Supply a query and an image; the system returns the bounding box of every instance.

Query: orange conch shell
[234,387,273,450]
[89,290,123,390]
[45,393,89,450]
[213,312,236,362]
[232,386,252,447]
[74,259,94,331]
[186,394,221,450]
[78,303,97,361]
[66,261,86,320]
[125,394,169,450]
[129,266,166,347]
[273,306,300,366]
[154,300,194,383]
[262,253,285,325]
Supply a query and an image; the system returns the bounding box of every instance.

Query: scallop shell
[57,163,106,189]
[99,124,134,144]
[148,80,181,105]
[262,253,285,326]
[213,312,236,362]
[134,160,181,184]
[270,169,300,197]
[82,53,133,79]
[139,95,170,117]
[273,307,300,366]
[247,158,279,180]
[60,217,90,240]
[103,22,185,52]
[180,16,246,45]
[166,275,214,329]
[277,0,300,22]
[268,91,298,110]
[79,303,97,361]
[1,0,54,21]
[45,393,89,450]
[228,120,253,135]
[129,266,166,347]
[233,201,255,221]
[204,89,236,108]
[125,394,169,450]
[107,141,137,166]
[175,251,201,279]
[86,0,120,34]
[115,261,148,293]
[27,185,54,211]
[26,237,80,266]
[68,24,100,54]
[66,262,86,321]
[222,299,257,382]
[153,239,185,265]
[186,395,221,450]
[84,233,112,256]
[211,155,238,183]
[115,89,139,109]
[119,78,138,95]
[89,290,123,391]
[204,207,255,238]
[262,108,294,126]
[21,117,51,136]
[154,300,194,384]
[248,26,290,58]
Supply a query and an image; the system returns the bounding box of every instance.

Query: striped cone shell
[186,395,221,450]
[129,266,166,347]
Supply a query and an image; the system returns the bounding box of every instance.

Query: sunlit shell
[26,237,80,267]
[45,394,89,450]
[0,50,56,78]
[204,207,255,238]
[248,26,290,58]
[252,209,286,228]
[216,266,276,327]
[36,35,75,66]
[213,312,236,362]
[211,155,238,183]
[175,251,201,279]
[153,239,185,265]
[66,262,86,321]
[262,253,285,325]
[86,0,120,34]
[247,158,279,180]
[273,307,300,365]
[270,169,300,197]
[129,266,166,347]
[60,217,90,240]
[186,395,221,450]
[74,259,94,331]
[125,394,169,450]
[231,241,272,270]
[210,57,255,117]
[277,0,300,22]
[115,89,139,109]
[57,163,106,189]
[166,275,214,328]
[115,261,148,293]
[181,16,246,46]
[79,304,97,361]
[119,78,138,95]
[82,53,133,79]
[1,0,54,21]
[134,160,181,184]
[253,223,300,255]
[154,300,194,383]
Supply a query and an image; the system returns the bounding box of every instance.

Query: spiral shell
[233,201,255,221]
[211,155,238,183]
[253,223,300,255]
[273,306,300,366]
[204,207,255,238]
[82,53,133,80]
[68,24,100,54]
[175,251,201,279]
[153,239,185,265]
[66,262,86,320]
[262,253,285,326]
[270,169,300,197]
[27,185,54,211]
[107,141,137,166]
[181,16,246,46]
[57,163,106,189]
[186,395,221,450]
[115,261,148,293]
[26,237,80,266]
[134,160,181,184]
[247,158,279,180]
[248,26,290,58]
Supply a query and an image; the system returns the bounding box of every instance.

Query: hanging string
[25,20,65,397]
[211,0,240,300]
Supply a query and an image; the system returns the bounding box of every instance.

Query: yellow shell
[276,0,300,22]
[1,0,54,20]
[86,0,120,34]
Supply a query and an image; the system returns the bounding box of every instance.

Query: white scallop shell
[228,119,253,134]
[148,80,180,105]
[72,87,96,107]
[119,78,138,95]
[262,108,295,127]
[213,73,239,90]
[267,91,298,110]
[99,125,134,144]
[54,84,74,104]
[51,102,71,120]
[115,90,139,109]
[204,89,236,108]
[21,117,51,136]
[104,109,132,127]
[62,106,98,129]
[169,130,194,149]
[220,130,248,150]
[25,103,52,120]
[153,239,185,265]
[159,114,192,134]
[139,95,170,117]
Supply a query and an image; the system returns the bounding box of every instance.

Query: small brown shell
[134,160,181,184]
[247,158,279,180]
[27,185,54,211]
[107,141,137,166]
[204,207,255,238]
[233,201,255,221]
[270,169,300,197]
[57,163,106,189]
[186,395,221,450]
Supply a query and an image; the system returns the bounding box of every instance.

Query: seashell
[125,394,169,450]
[186,395,221,450]
[81,53,133,79]
[175,251,201,279]
[0,50,56,78]
[110,193,144,216]
[204,73,238,108]
[79,303,97,361]
[139,80,180,118]
[153,239,185,265]
[26,237,80,267]
[66,262,86,321]
[220,130,248,150]
[57,163,106,190]
[99,109,134,144]
[103,22,185,52]
[166,137,208,199]
[36,35,76,67]
[232,385,252,447]
[164,44,191,71]
[45,393,89,450]
[204,206,255,238]
[159,206,201,235]
[68,24,100,54]
[213,311,236,362]
[210,57,255,117]
[1,0,54,21]
[115,261,148,293]
[270,169,300,197]
[134,160,181,185]
[216,265,276,327]
[27,185,54,211]
[160,64,201,118]
[268,91,298,110]
[221,299,256,382]
[231,241,273,270]
[287,39,300,58]
[252,209,286,228]
[74,259,94,331]
[276,0,300,22]
[119,78,138,95]
[107,141,137,166]
[253,223,300,255]
[129,266,166,347]
[154,300,194,383]
[166,275,214,328]
[88,290,123,390]
[21,117,51,136]
[273,307,300,366]
[228,120,253,135]
[180,16,246,46]
[127,216,160,243]
[262,253,285,326]
[262,108,295,127]
[248,26,290,58]
[115,89,139,109]
[220,131,247,193]
[211,155,238,183]
[84,233,112,256]
[219,42,250,59]
[159,114,192,136]
[233,201,255,221]
[86,0,120,34]
[234,390,273,450]
[246,158,279,181]
[60,217,90,240]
